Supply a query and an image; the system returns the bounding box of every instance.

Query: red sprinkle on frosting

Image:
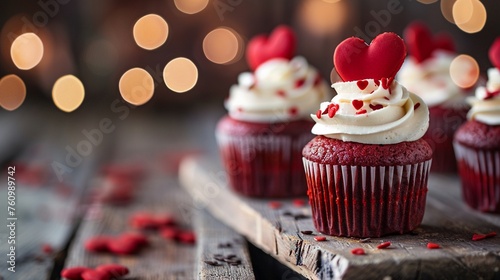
[314,236,326,242]
[381,77,394,89]
[277,90,286,97]
[374,80,380,86]
[427,242,440,249]
[289,107,298,116]
[352,99,364,110]
[369,104,383,111]
[377,241,391,249]
[351,248,365,255]
[356,109,367,115]
[414,102,421,110]
[316,109,322,119]
[328,104,338,118]
[357,80,369,90]
[295,78,306,88]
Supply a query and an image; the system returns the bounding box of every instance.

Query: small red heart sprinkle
[334,32,406,81]
[61,266,91,280]
[107,237,140,255]
[414,102,421,110]
[377,241,391,249]
[314,236,326,241]
[352,100,364,110]
[374,80,380,86]
[486,232,497,238]
[268,201,282,209]
[120,232,149,247]
[316,109,322,119]
[246,25,296,70]
[81,269,110,280]
[96,264,129,278]
[472,234,486,241]
[328,106,337,118]
[129,212,159,230]
[369,104,383,111]
[351,248,365,255]
[178,231,196,244]
[426,242,440,249]
[277,90,286,97]
[288,107,298,116]
[84,236,112,253]
[489,37,500,70]
[160,227,180,240]
[381,77,393,89]
[357,80,369,90]
[356,109,367,115]
[42,243,53,254]
[292,199,306,207]
[295,78,306,88]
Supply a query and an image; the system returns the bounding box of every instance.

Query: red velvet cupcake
[303,33,433,237]
[454,38,500,213]
[216,26,331,197]
[398,22,471,173]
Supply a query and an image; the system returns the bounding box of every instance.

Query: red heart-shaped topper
[489,37,500,70]
[404,22,455,63]
[334,32,406,82]
[246,25,296,70]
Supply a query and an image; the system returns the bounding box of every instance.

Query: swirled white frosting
[398,51,465,107]
[467,68,500,125]
[311,79,429,144]
[225,56,330,123]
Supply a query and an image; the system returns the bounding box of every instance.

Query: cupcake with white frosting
[398,21,471,173]
[303,33,433,237]
[454,37,500,213]
[216,25,331,198]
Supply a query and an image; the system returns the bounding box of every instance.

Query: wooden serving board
[179,156,500,280]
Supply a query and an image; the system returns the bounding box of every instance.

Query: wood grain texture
[179,156,500,280]
[194,209,255,280]
[63,165,198,280]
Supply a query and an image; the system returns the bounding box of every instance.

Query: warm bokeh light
[52,75,85,113]
[417,0,439,4]
[163,58,198,93]
[203,27,242,64]
[452,0,473,25]
[450,54,480,88]
[133,14,169,50]
[298,0,348,36]
[455,0,486,34]
[119,68,154,106]
[174,0,209,14]
[10,33,44,70]
[0,75,26,111]
[441,0,457,24]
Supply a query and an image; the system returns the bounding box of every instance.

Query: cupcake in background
[303,33,432,237]
[454,37,500,213]
[216,25,331,198]
[398,22,470,173]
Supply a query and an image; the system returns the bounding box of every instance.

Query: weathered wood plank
[194,209,255,280]
[179,156,500,280]
[63,168,197,280]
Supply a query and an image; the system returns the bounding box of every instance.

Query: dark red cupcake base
[303,159,431,237]
[424,104,468,173]
[216,116,313,198]
[454,142,500,213]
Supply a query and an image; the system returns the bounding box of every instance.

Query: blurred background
[0,0,498,116]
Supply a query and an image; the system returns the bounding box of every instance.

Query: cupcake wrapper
[303,158,432,237]
[216,132,312,197]
[425,106,467,173]
[453,142,500,213]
